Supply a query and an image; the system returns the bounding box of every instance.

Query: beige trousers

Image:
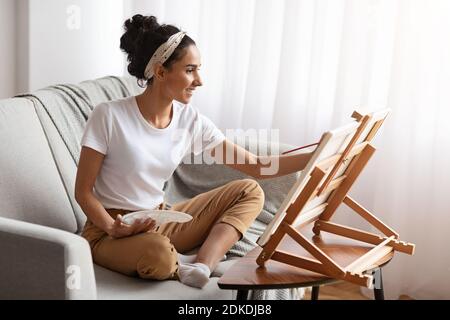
[81,179,264,280]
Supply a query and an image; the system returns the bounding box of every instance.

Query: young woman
[75,14,312,288]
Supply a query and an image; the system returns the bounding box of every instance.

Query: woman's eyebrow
[185,64,201,68]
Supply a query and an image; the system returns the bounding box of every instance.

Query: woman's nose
[194,72,203,87]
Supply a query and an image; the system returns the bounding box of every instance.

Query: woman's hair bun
[120,14,159,56]
[124,14,159,33]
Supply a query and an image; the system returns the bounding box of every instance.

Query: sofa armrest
[0,217,97,299]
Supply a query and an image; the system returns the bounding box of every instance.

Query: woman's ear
[153,63,166,81]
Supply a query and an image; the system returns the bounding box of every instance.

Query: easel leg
[373,268,385,300]
[311,286,320,300]
[236,290,249,300]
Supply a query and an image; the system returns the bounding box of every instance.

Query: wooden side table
[218,227,393,300]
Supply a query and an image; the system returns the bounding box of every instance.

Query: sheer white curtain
[127,0,450,299]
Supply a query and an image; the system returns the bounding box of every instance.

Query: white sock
[177,253,227,265]
[177,253,197,264]
[178,262,211,289]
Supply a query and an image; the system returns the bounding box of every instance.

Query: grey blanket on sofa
[17,76,303,300]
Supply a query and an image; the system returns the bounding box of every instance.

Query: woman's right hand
[107,214,156,239]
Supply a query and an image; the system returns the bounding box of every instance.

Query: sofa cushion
[0,98,78,232]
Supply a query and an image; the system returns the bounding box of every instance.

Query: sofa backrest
[0,76,142,233]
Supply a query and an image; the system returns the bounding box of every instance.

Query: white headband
[144,31,187,81]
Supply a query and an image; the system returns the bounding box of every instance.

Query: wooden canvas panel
[286,109,390,231]
[257,120,360,246]
[356,108,390,144]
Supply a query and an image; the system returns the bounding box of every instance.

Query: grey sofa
[0,76,301,300]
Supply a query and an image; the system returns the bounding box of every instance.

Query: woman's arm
[75,146,155,238]
[211,139,313,180]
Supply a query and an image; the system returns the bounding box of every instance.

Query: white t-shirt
[80,96,225,211]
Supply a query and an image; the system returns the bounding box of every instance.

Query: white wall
[0,0,17,99]
[1,0,127,98]
[26,0,125,92]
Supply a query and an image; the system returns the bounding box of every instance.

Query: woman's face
[164,45,203,104]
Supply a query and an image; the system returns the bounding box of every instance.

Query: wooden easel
[256,109,415,288]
